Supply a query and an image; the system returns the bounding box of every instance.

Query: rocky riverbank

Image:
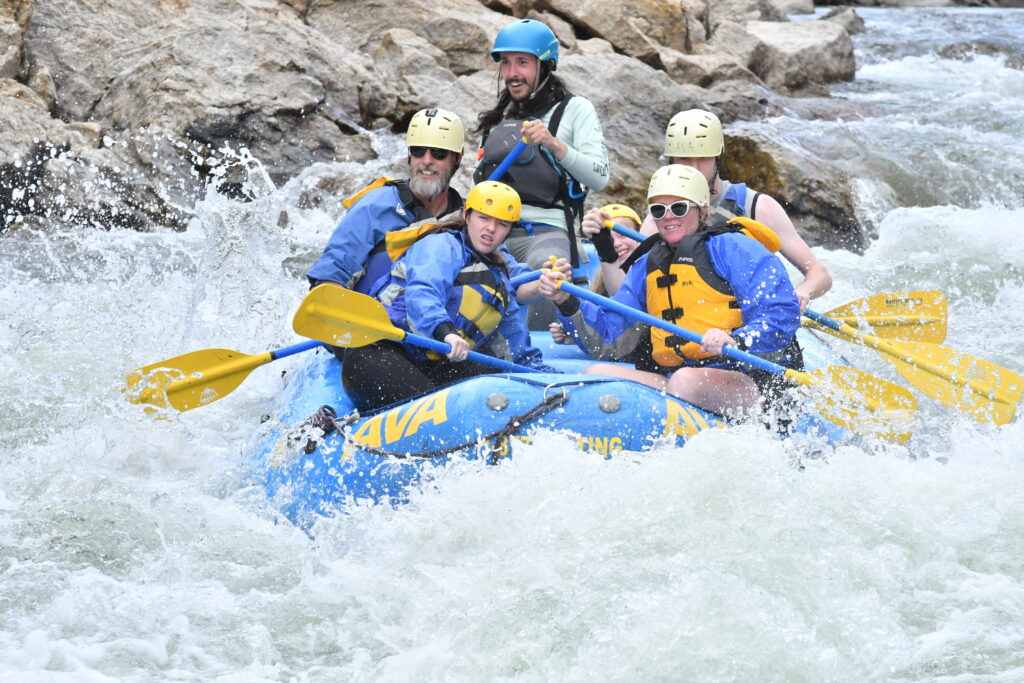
[0,0,1016,249]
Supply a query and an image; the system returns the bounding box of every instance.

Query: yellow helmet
[406,107,465,154]
[465,181,521,222]
[647,164,710,208]
[599,203,642,227]
[663,109,724,159]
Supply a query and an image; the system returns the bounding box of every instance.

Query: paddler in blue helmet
[537,165,802,418]
[343,181,558,412]
[474,18,610,328]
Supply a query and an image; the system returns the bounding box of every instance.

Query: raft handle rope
[301,387,570,462]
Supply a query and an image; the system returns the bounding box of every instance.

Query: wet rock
[722,131,865,251]
[769,0,816,15]
[709,0,786,28]
[822,7,865,34]
[0,79,185,232]
[25,0,388,192]
[538,0,702,65]
[938,40,1024,70]
[0,0,884,249]
[746,19,855,94]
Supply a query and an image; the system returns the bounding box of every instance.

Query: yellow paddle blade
[824,290,947,343]
[876,340,1023,426]
[293,284,405,347]
[124,348,271,412]
[787,366,918,443]
[809,322,1023,426]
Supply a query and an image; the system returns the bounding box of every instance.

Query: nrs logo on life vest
[351,389,450,447]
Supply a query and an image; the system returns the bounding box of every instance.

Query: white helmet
[663,109,724,159]
[406,108,465,154]
[647,164,711,208]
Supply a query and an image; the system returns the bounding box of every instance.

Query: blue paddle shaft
[486,138,529,182]
[803,309,842,331]
[559,282,785,376]
[402,331,538,373]
[609,221,645,243]
[269,338,325,360]
[510,270,543,287]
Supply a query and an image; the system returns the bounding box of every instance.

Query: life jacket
[374,230,512,357]
[644,219,781,367]
[344,177,455,295]
[709,180,762,225]
[473,96,586,213]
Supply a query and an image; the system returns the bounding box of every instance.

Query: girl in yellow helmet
[343,181,557,411]
[550,203,643,343]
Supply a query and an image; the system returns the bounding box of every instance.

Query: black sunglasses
[409,146,452,160]
[649,201,694,220]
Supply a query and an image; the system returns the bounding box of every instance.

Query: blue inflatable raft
[251,329,849,526]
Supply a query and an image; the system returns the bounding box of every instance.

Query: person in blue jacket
[537,165,802,418]
[307,107,467,298]
[343,181,558,412]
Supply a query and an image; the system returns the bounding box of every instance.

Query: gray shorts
[505,225,589,329]
[505,226,589,271]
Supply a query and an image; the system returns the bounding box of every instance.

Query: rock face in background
[0,0,890,248]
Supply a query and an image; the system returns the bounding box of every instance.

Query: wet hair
[436,213,509,274]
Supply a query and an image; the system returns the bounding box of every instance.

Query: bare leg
[665,367,762,418]
[584,362,668,392]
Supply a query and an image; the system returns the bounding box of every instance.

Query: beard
[409,163,454,201]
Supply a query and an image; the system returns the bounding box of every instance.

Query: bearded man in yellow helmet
[306,108,468,300]
[343,181,558,411]
[538,165,802,418]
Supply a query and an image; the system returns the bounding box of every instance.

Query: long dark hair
[474,61,570,139]
[434,212,509,275]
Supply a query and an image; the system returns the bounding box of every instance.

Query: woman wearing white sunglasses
[537,165,802,418]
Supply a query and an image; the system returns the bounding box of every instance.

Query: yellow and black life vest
[444,261,510,352]
[644,219,780,367]
[374,229,511,358]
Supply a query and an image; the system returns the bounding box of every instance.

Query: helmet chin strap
[711,156,722,196]
[524,73,550,101]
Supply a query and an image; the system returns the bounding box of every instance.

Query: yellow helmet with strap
[465,181,521,222]
[664,109,724,159]
[407,108,465,154]
[599,203,642,227]
[647,164,710,208]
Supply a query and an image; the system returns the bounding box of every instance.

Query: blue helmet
[490,19,559,65]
